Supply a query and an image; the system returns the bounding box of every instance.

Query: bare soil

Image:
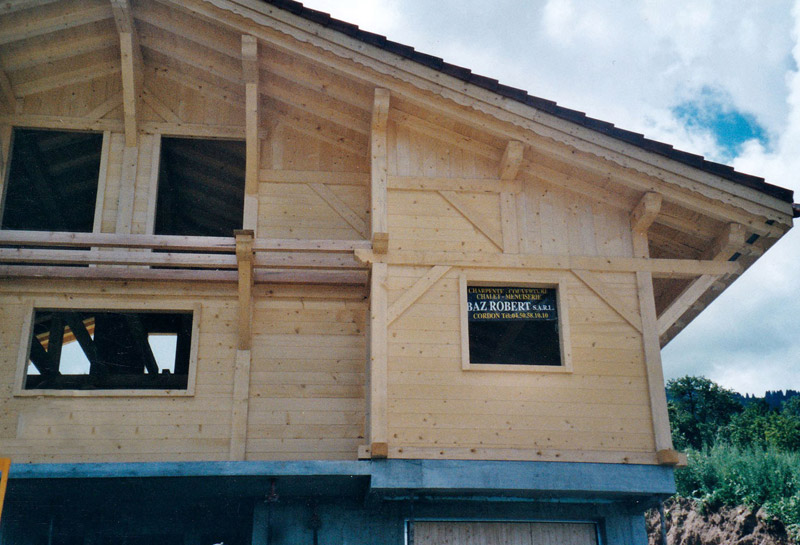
[646,498,795,545]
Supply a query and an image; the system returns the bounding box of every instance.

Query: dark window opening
[1,128,103,232]
[155,137,245,237]
[467,286,561,366]
[24,310,193,390]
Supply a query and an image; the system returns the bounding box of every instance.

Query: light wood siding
[385,265,655,463]
[0,280,235,463]
[258,124,369,240]
[0,281,367,463]
[414,521,598,545]
[246,289,367,460]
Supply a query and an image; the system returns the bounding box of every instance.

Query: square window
[154,137,246,237]
[460,274,572,372]
[18,307,199,395]
[1,128,103,232]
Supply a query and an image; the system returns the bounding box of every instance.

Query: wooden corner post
[371,88,390,254]
[242,35,260,234]
[230,230,255,460]
[368,262,389,458]
[630,192,678,464]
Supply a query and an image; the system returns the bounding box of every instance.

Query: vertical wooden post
[368,262,389,458]
[370,88,390,253]
[115,145,138,234]
[242,35,260,235]
[230,229,254,460]
[630,192,678,464]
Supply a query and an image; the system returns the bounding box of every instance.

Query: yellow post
[0,458,10,525]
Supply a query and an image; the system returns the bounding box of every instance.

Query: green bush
[675,445,800,539]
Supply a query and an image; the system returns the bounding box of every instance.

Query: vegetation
[667,377,800,540]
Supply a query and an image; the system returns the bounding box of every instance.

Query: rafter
[631,192,662,234]
[0,3,111,45]
[499,140,524,180]
[657,222,747,337]
[111,0,143,147]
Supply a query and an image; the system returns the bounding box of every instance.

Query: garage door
[413,521,598,545]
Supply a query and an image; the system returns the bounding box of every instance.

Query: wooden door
[413,521,598,545]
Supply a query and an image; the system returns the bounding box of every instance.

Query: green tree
[667,376,742,450]
[726,399,800,450]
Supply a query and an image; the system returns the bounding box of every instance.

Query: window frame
[14,300,201,397]
[459,272,573,373]
[0,126,111,234]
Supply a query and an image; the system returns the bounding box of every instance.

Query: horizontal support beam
[355,249,740,277]
[0,266,367,285]
[0,232,370,253]
[0,249,364,269]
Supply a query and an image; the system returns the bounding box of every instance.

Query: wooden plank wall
[0,280,235,463]
[0,281,367,463]
[0,18,659,465]
[246,286,367,460]
[382,117,654,464]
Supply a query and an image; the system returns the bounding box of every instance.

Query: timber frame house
[0,1,795,544]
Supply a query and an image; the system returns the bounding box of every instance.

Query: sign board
[467,286,557,322]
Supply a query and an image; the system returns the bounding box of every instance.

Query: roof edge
[258,0,793,205]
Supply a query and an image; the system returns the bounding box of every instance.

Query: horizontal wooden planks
[245,296,367,460]
[383,264,652,458]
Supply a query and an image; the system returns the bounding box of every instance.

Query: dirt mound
[646,498,795,545]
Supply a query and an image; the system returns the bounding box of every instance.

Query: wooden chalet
[0,1,795,544]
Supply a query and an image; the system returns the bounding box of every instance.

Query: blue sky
[299,0,800,396]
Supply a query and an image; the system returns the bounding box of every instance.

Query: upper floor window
[460,274,573,373]
[1,128,103,232]
[154,137,245,237]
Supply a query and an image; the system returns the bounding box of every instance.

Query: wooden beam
[63,313,103,374]
[572,269,643,333]
[354,249,739,277]
[631,192,662,234]
[111,0,143,147]
[368,262,389,457]
[115,145,138,234]
[230,230,254,461]
[124,314,159,375]
[260,169,368,186]
[0,67,16,113]
[371,88,390,253]
[141,88,180,122]
[235,230,254,350]
[28,337,60,377]
[0,266,367,285]
[438,190,504,251]
[0,4,111,45]
[308,183,367,238]
[242,34,260,233]
[387,266,450,325]
[656,275,716,337]
[499,140,524,180]
[657,222,747,337]
[630,203,674,456]
[46,315,65,369]
[0,231,370,252]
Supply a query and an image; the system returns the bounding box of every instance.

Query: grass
[675,444,800,540]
